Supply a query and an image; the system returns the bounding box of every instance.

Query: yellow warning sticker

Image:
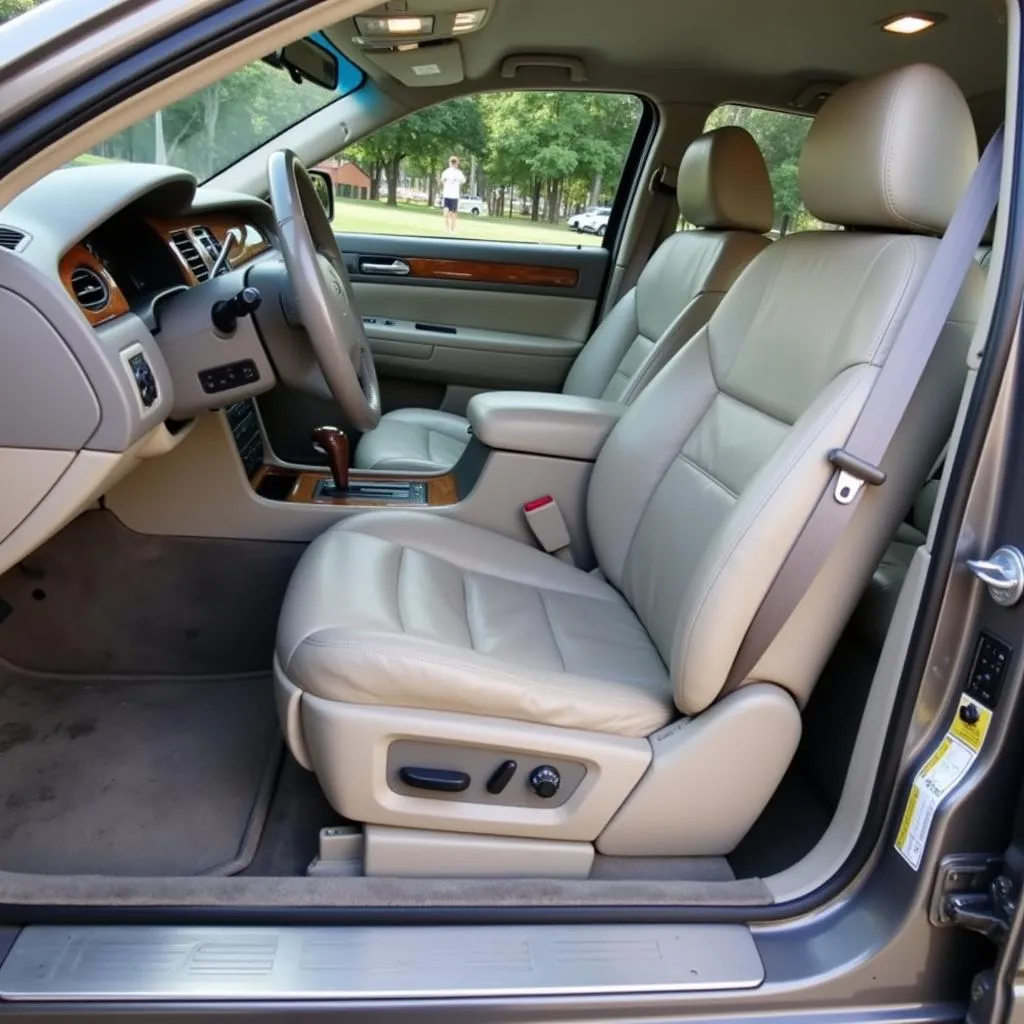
[895,694,991,871]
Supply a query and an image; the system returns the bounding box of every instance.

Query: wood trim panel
[149,214,270,285]
[58,244,130,327]
[253,466,458,508]
[403,257,578,289]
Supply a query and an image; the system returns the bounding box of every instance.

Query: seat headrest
[800,63,977,234]
[677,126,774,234]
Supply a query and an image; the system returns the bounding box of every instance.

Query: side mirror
[308,168,335,223]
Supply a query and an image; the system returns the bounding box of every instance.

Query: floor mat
[0,663,280,877]
[0,510,303,675]
[242,754,344,877]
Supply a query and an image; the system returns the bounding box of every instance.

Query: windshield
[73,42,364,181]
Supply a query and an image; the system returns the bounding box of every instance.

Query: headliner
[326,0,1006,130]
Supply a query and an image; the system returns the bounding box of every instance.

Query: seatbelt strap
[725,126,1003,691]
[616,165,678,297]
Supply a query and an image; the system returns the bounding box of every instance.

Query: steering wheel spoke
[268,149,381,431]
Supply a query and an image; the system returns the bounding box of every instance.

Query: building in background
[314,157,371,200]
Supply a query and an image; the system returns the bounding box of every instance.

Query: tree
[0,0,38,22]
[346,97,485,206]
[706,104,817,231]
[479,91,640,222]
[91,59,334,178]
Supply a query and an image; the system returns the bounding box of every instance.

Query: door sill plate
[0,924,763,1001]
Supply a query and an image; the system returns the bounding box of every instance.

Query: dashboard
[59,210,271,328]
[0,162,291,577]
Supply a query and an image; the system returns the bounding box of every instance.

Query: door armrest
[467,391,624,462]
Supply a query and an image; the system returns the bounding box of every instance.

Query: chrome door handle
[359,259,410,276]
[967,545,1024,606]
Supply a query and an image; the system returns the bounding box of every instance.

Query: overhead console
[332,0,495,87]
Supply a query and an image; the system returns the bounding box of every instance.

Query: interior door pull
[360,258,410,276]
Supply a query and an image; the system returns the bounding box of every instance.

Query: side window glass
[704,104,838,235]
[325,92,642,244]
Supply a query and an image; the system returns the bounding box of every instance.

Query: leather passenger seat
[277,64,983,861]
[354,126,774,472]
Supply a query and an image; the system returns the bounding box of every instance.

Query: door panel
[256,235,606,465]
[339,233,605,402]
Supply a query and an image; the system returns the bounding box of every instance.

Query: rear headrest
[800,64,977,234]
[677,126,774,234]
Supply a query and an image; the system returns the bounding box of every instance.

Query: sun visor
[363,39,464,87]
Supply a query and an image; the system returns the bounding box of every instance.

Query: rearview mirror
[265,37,339,91]
[308,169,335,223]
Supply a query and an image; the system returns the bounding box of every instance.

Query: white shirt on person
[441,167,466,199]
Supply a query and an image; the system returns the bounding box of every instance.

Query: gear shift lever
[311,425,350,492]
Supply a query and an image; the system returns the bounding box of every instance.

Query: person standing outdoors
[440,155,466,235]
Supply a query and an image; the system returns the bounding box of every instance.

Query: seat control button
[398,767,470,793]
[528,765,561,799]
[486,759,517,794]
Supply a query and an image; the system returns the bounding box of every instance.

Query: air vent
[69,266,109,311]
[169,229,209,282]
[192,226,222,266]
[0,226,27,252]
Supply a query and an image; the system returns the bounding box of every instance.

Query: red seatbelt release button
[523,495,573,562]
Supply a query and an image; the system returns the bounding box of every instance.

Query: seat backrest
[586,63,984,718]
[561,126,773,404]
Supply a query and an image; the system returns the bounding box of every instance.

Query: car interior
[0,0,1010,911]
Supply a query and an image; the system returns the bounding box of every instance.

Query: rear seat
[852,232,994,650]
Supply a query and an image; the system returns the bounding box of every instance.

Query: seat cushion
[277,513,674,737]
[354,408,471,472]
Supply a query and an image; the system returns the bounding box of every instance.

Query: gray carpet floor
[0,510,303,676]
[0,662,280,877]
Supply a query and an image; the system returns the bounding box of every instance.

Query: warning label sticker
[895,695,991,871]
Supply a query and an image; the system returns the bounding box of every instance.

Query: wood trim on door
[403,257,579,289]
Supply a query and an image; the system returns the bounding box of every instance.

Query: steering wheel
[267,149,381,431]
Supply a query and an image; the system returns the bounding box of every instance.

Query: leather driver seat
[353,126,774,472]
[277,64,983,860]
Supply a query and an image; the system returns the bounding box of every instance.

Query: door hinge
[930,854,1015,943]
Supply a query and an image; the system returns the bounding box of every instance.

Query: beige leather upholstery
[279,64,981,852]
[852,477,942,650]
[277,513,674,738]
[353,407,472,475]
[676,125,774,234]
[466,392,624,461]
[354,127,773,472]
[800,63,977,234]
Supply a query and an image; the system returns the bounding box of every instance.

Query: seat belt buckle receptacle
[523,496,574,563]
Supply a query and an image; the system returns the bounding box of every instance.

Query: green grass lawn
[333,198,601,247]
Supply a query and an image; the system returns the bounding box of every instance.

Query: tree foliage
[1,0,822,230]
[477,92,639,220]
[705,103,819,230]
[0,0,38,22]
[90,62,333,178]
[347,97,486,205]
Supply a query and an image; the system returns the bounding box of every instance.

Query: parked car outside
[567,205,610,230]
[434,194,486,215]
[576,206,611,235]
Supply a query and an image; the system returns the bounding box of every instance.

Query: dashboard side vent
[192,226,222,266]
[0,225,27,252]
[169,229,209,282]
[70,266,109,311]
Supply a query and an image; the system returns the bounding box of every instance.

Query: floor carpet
[0,663,280,877]
[0,510,303,676]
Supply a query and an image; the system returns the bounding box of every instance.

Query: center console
[225,399,459,507]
